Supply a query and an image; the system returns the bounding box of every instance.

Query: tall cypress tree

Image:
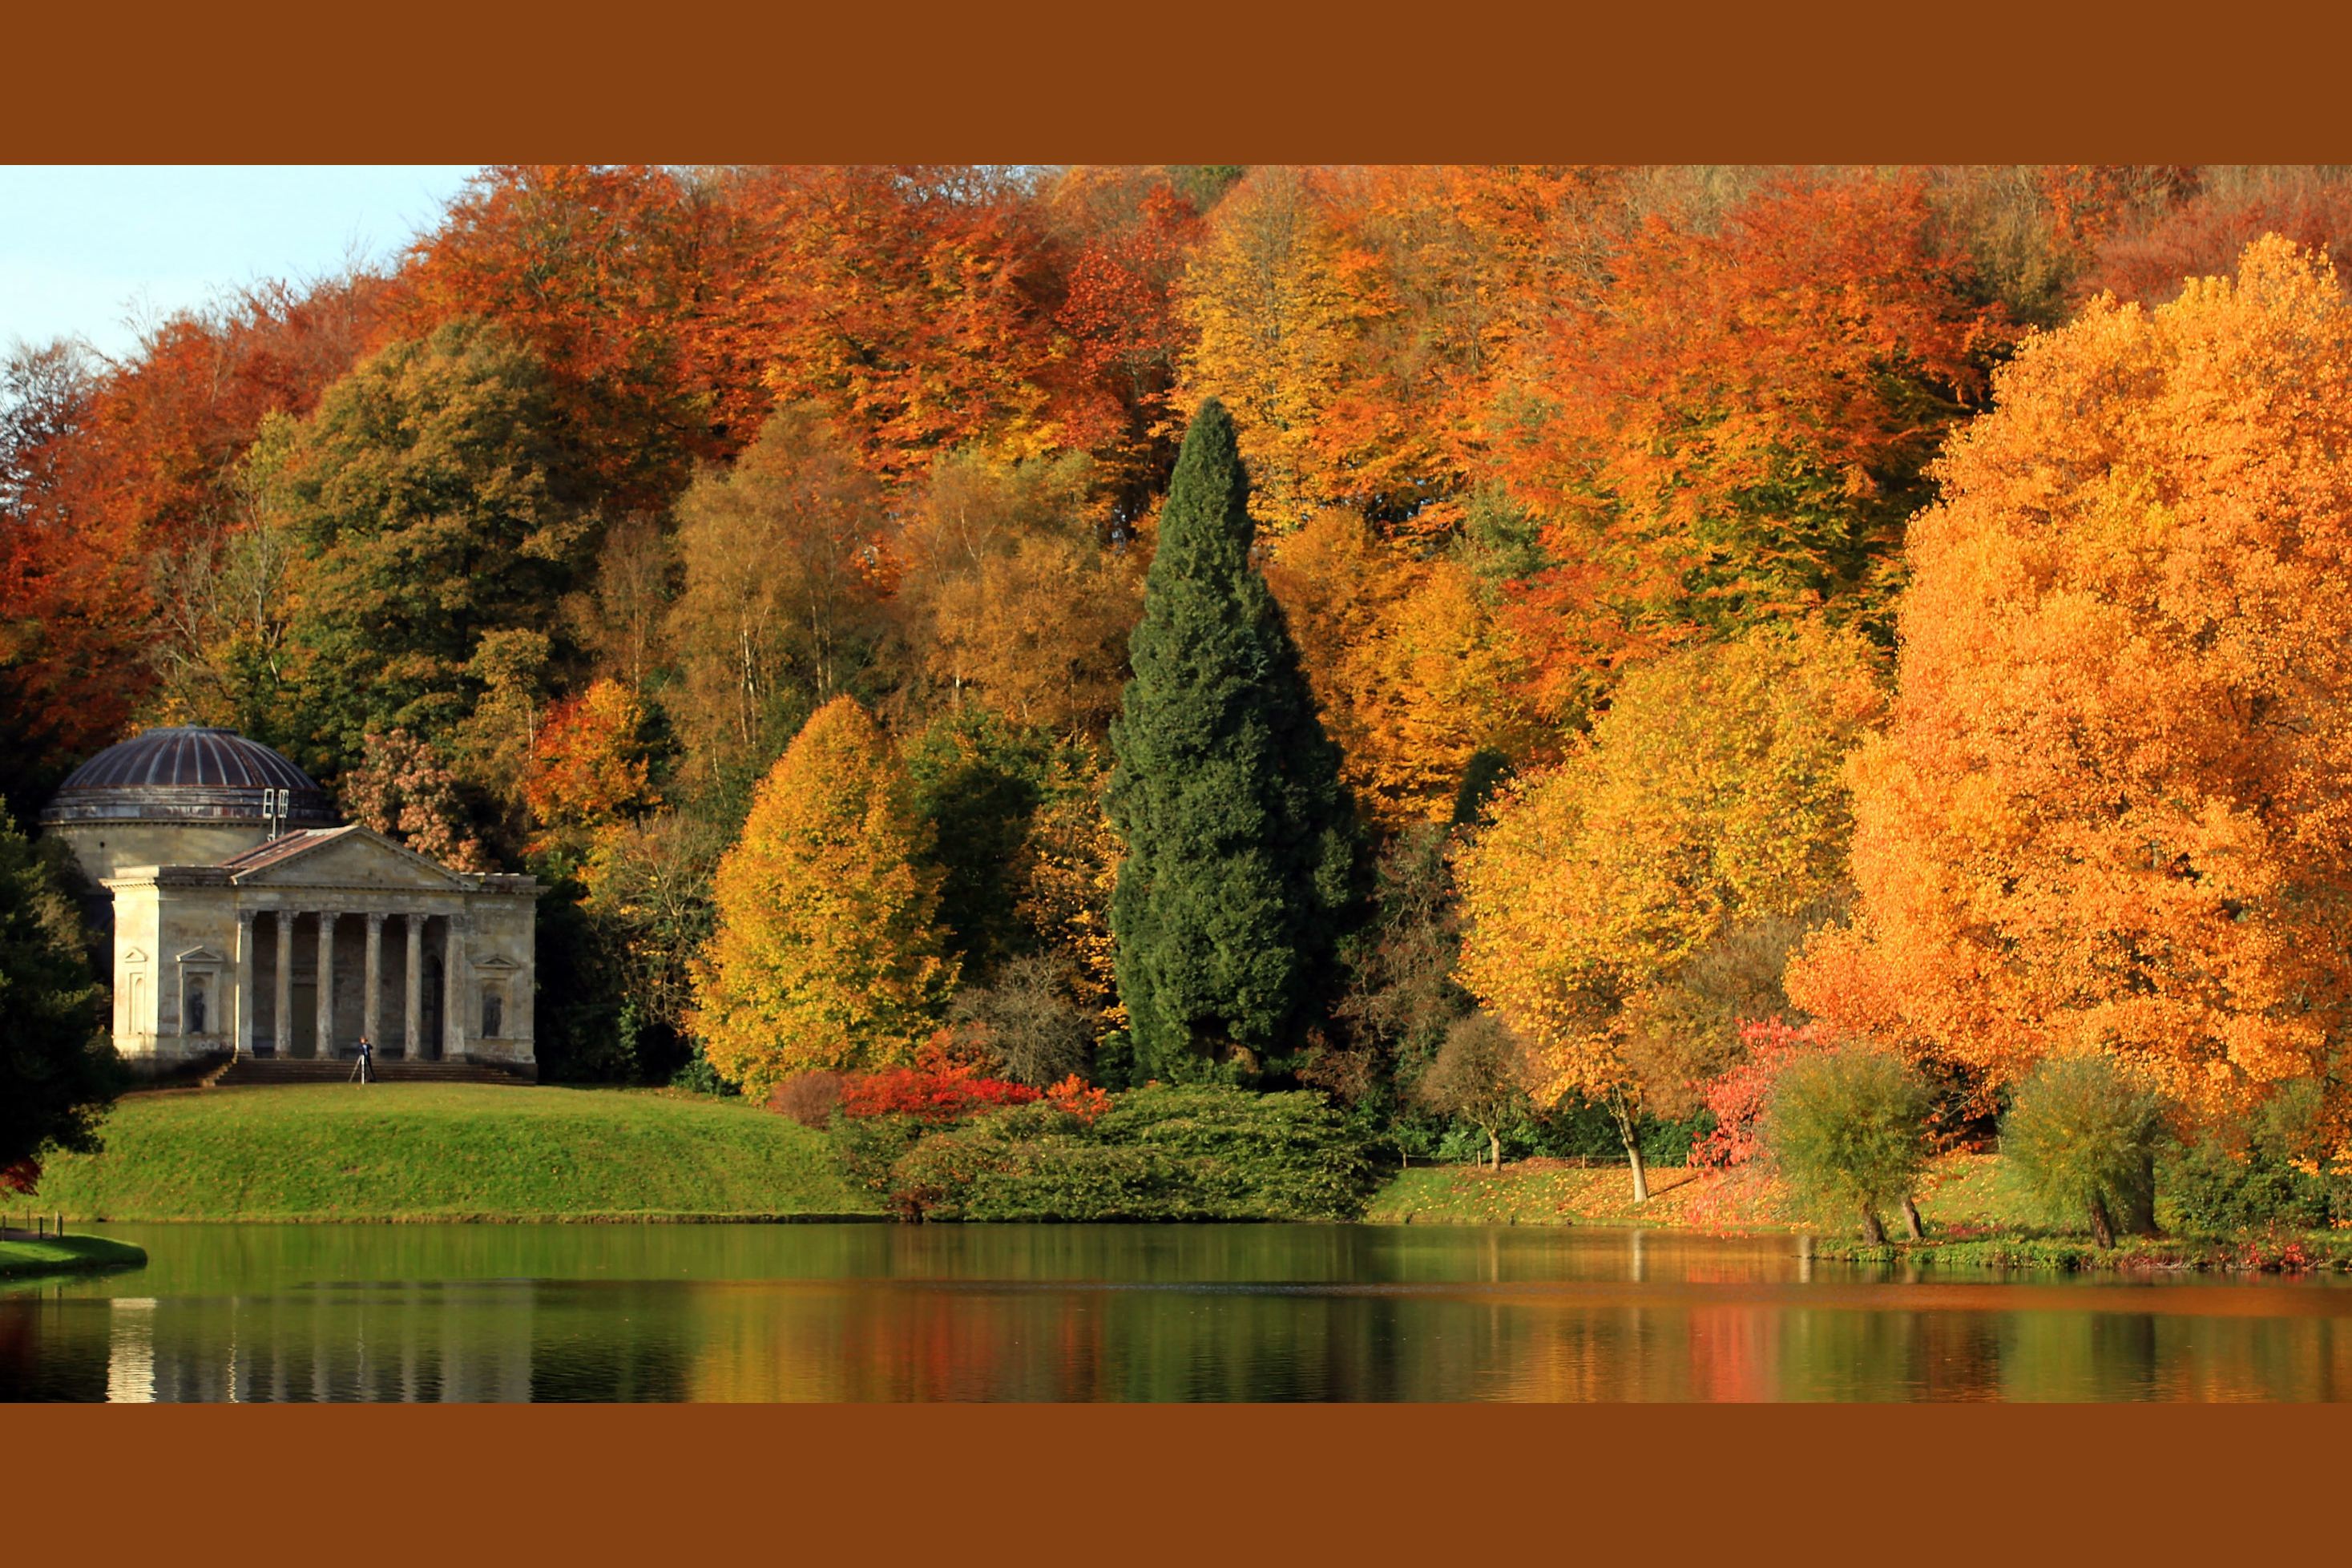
[1107,399,1360,1081]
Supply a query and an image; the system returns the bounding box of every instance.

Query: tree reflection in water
[4,1224,2349,1401]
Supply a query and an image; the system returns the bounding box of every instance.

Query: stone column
[363,913,385,1054]
[404,914,424,1060]
[316,911,337,1060]
[273,912,294,1059]
[442,914,468,1063]
[233,910,255,1058]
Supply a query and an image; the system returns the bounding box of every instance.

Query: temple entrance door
[291,982,319,1058]
[422,956,445,1062]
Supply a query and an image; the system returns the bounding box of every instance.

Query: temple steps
[211,1058,537,1088]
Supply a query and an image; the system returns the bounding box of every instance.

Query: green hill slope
[22,1085,875,1222]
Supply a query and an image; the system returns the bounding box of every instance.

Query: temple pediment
[219,824,477,892]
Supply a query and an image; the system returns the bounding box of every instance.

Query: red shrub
[1692,1018,1831,1170]
[1043,1075,1113,1123]
[836,1064,1042,1125]
[1,1158,38,1197]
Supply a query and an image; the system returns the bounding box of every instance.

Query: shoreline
[0,1234,150,1280]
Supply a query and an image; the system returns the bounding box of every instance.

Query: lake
[6,1223,2350,1401]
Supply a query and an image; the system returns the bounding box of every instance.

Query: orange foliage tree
[524,676,660,859]
[1262,508,1535,830]
[1789,236,2352,1145]
[1492,170,2006,723]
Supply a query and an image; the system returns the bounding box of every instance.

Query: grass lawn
[1368,1152,2352,1271]
[0,1233,148,1280]
[21,1084,877,1223]
[1369,1152,2024,1231]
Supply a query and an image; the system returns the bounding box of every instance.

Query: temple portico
[38,726,538,1074]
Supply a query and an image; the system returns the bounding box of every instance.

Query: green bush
[2001,1054,2163,1248]
[886,1086,1380,1222]
[2163,1082,2342,1236]
[1761,1048,1931,1242]
[829,1113,930,1199]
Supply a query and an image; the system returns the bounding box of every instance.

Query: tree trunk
[1488,1128,1502,1171]
[1608,1094,1649,1203]
[2122,1155,2160,1236]
[2088,1194,2116,1250]
[1901,1195,1925,1240]
[1859,1207,1887,1244]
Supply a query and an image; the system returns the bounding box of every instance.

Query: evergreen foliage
[0,808,116,1191]
[1105,399,1360,1080]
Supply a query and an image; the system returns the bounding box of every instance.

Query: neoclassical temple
[38,727,538,1073]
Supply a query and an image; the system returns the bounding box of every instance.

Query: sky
[0,166,484,361]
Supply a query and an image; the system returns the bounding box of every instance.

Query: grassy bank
[1368,1153,2350,1272]
[1367,1162,1727,1226]
[25,1084,876,1223]
[0,1234,149,1280]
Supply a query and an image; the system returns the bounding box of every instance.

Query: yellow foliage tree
[1787,236,2352,1143]
[1454,619,1889,1197]
[1264,508,1535,831]
[690,695,958,1097]
[1176,168,1376,531]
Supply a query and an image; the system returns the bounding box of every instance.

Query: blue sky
[1,166,484,361]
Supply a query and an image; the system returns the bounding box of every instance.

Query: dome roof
[39,727,341,828]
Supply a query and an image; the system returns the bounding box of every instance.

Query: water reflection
[4,1224,2350,1402]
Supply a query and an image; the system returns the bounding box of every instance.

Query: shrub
[1692,1018,1824,1170]
[829,1114,931,1199]
[2162,1081,2341,1236]
[2000,1054,2164,1248]
[836,1065,1041,1124]
[1761,1046,1931,1242]
[767,1070,847,1129]
[950,956,1093,1088]
[883,1085,1381,1222]
[669,1047,738,1097]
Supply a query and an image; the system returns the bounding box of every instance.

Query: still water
[6,1223,2350,1401]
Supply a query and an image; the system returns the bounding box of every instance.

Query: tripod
[348,1040,376,1084]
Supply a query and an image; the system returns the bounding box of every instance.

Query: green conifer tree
[1107,398,1360,1080]
[0,807,115,1191]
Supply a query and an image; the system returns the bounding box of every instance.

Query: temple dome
[39,726,340,828]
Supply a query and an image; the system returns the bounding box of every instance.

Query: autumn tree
[339,729,490,872]
[666,404,891,797]
[262,319,594,781]
[1495,171,2006,722]
[1177,167,1374,531]
[0,806,115,1194]
[714,166,1066,490]
[1107,399,1361,1080]
[393,164,744,509]
[1263,506,1534,831]
[1788,237,2352,1147]
[890,449,1140,736]
[1454,618,1888,1199]
[576,808,728,1078]
[1039,170,1204,510]
[1010,744,1127,1053]
[691,695,957,1098]
[525,676,661,860]
[1414,1013,1531,1169]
